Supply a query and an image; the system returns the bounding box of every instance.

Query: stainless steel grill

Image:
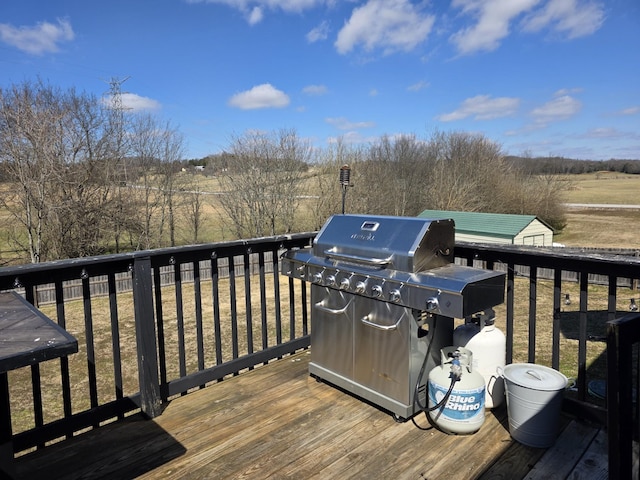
[281,214,505,420]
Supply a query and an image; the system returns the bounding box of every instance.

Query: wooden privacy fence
[28,252,279,305]
[31,247,639,306]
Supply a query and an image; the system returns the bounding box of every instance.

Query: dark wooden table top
[0,291,78,373]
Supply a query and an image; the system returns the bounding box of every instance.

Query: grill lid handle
[324,249,392,268]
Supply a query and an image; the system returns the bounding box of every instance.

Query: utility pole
[105,76,131,182]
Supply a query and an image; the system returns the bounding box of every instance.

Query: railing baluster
[301,281,308,336]
[289,278,296,341]
[229,256,239,360]
[506,262,515,364]
[174,261,186,378]
[528,266,537,363]
[153,266,168,397]
[578,271,588,401]
[552,269,561,370]
[108,274,124,409]
[211,254,223,366]
[82,273,99,423]
[30,365,43,448]
[259,252,268,351]
[273,251,282,345]
[243,250,254,356]
[54,281,73,437]
[194,261,205,375]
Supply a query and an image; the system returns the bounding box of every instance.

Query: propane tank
[427,347,485,434]
[453,309,506,409]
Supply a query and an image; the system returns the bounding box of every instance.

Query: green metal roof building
[418,210,554,246]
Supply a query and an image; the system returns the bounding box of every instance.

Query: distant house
[417,210,554,246]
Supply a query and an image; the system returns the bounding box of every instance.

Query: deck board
[14,351,603,479]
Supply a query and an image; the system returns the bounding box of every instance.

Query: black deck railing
[1,235,639,476]
[0,233,313,453]
[606,311,640,479]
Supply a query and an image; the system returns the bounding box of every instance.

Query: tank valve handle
[450,355,462,381]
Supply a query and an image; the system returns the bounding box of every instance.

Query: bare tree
[352,134,429,216]
[182,173,205,243]
[217,129,311,238]
[305,138,364,229]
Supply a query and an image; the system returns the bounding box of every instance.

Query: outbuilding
[417,210,554,246]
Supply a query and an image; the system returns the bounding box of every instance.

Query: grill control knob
[426,297,439,312]
[389,289,401,303]
[339,278,350,290]
[354,281,366,294]
[371,285,383,298]
[312,272,323,284]
[326,275,336,287]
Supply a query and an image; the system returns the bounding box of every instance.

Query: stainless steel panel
[353,301,412,404]
[353,302,453,412]
[282,250,506,317]
[313,214,454,273]
[310,286,354,379]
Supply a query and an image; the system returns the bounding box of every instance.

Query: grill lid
[313,214,454,273]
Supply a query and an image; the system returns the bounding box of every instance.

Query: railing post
[606,312,640,480]
[132,256,162,418]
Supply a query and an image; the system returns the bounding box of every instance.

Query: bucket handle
[525,369,543,381]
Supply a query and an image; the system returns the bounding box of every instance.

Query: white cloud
[583,127,626,139]
[437,94,520,121]
[407,81,430,92]
[307,21,329,43]
[325,117,375,130]
[247,7,264,25]
[102,93,162,112]
[449,0,539,55]
[522,0,605,39]
[449,0,604,55]
[327,130,378,145]
[335,0,435,55]
[302,84,328,95]
[0,18,74,55]
[530,94,582,124]
[186,0,326,24]
[617,106,640,116]
[228,83,290,109]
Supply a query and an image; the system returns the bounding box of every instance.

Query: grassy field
[554,172,640,249]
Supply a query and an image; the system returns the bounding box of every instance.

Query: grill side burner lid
[313,214,454,273]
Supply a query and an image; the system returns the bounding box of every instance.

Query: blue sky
[1,0,639,160]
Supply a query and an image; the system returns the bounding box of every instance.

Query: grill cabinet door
[310,285,354,379]
[353,301,412,405]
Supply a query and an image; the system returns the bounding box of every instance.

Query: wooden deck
[13,351,607,479]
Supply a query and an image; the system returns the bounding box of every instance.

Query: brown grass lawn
[10,269,624,437]
[7,170,640,437]
[9,274,305,437]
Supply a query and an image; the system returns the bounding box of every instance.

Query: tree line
[0,79,199,264]
[505,156,640,175]
[1,79,569,265]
